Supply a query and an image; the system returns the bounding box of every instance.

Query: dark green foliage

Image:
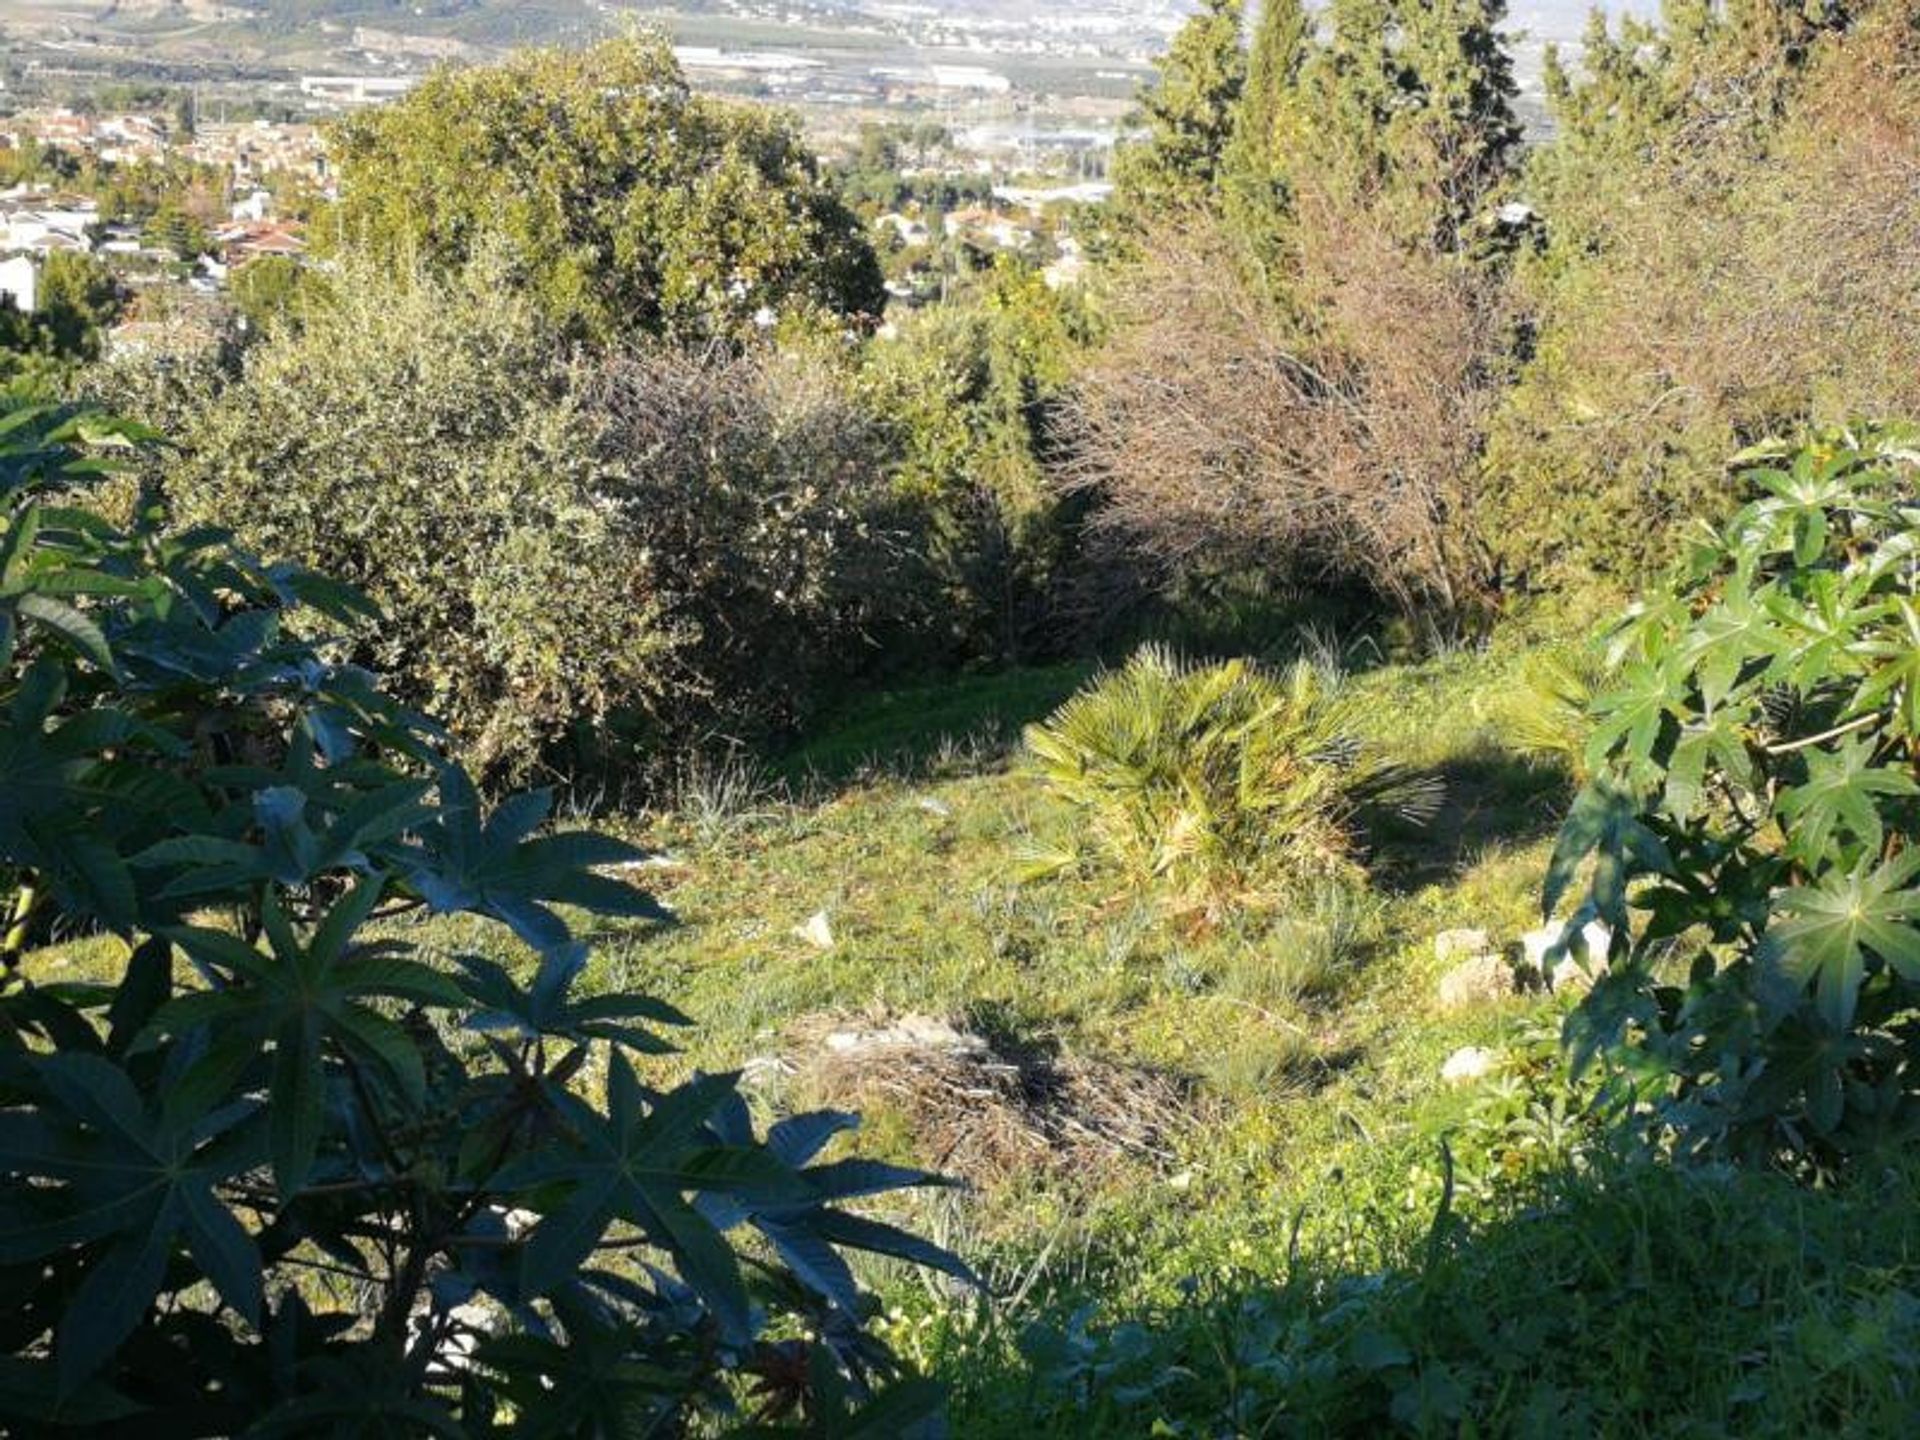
[0,404,965,1432]
[862,261,1094,664]
[327,36,886,344]
[0,255,125,391]
[951,1155,1920,1436]
[1551,428,1920,1169]
[34,255,123,363]
[140,204,208,262]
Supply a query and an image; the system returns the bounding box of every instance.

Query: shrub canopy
[327,36,886,343]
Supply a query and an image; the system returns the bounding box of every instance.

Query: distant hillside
[244,0,605,44]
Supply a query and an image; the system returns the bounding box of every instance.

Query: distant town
[0,0,1599,358]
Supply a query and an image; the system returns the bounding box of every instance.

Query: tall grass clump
[1019,646,1436,923]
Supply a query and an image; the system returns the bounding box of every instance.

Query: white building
[299,75,421,107]
[0,255,37,314]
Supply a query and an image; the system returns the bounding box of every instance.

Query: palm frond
[1021,646,1431,920]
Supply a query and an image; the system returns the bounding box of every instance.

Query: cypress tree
[1224,0,1314,245]
[1111,0,1250,221]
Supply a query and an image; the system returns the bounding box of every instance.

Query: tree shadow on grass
[1370,744,1574,893]
[938,1157,1920,1437]
[772,662,1096,793]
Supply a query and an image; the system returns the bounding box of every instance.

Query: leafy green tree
[0,403,965,1431]
[34,252,123,361]
[327,36,886,343]
[1223,0,1310,239]
[228,254,326,335]
[1111,0,1249,221]
[141,203,208,262]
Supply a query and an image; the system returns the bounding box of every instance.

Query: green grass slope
[27,640,1918,1434]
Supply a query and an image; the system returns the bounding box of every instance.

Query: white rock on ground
[796,910,835,950]
[1523,918,1612,975]
[1442,1046,1499,1085]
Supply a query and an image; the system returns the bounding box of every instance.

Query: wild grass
[38,637,1911,1433]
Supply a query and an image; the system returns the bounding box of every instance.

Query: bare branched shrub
[587,343,923,747]
[1063,204,1505,617]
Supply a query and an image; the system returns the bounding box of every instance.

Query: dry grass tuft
[764,1012,1203,1190]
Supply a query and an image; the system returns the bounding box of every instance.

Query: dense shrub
[1021,647,1436,922]
[1074,0,1520,622]
[153,260,921,781]
[586,342,920,747]
[1483,0,1913,588]
[862,262,1093,663]
[1551,427,1920,1171]
[1066,213,1506,620]
[0,405,965,1431]
[327,35,885,344]
[161,258,659,781]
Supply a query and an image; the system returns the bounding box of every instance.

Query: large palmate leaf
[1543,778,1675,927]
[699,1096,973,1318]
[154,880,463,1193]
[1583,658,1681,775]
[472,1291,702,1440]
[1775,736,1919,867]
[1761,853,1920,1030]
[1850,596,1920,741]
[404,766,671,954]
[499,1059,809,1341]
[0,1054,266,1393]
[457,942,689,1054]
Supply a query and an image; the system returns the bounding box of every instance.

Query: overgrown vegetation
[1555,427,1920,1171]
[17,1,1920,1432]
[0,406,962,1432]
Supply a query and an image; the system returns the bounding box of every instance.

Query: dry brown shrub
[1063,197,1507,618]
[764,1013,1202,1191]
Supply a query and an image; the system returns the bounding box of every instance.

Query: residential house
[0,254,37,314]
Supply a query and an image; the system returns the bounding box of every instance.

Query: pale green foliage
[1022,646,1434,921]
[1497,647,1612,781]
[163,256,667,779]
[327,35,884,343]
